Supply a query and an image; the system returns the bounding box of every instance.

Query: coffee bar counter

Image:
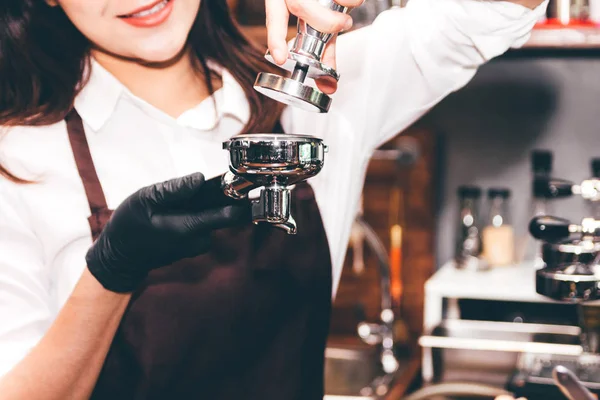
[419,260,600,399]
[422,261,582,333]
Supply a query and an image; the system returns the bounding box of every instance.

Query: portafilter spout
[221,134,328,235]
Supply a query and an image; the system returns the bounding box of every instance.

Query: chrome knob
[534,176,600,202]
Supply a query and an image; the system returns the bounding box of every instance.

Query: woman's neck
[91,47,222,119]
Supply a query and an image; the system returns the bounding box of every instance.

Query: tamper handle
[294,0,353,60]
[529,216,573,242]
[534,177,575,199]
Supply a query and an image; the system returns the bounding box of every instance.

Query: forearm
[0,268,131,400]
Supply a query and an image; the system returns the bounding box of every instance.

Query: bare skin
[0,270,131,400]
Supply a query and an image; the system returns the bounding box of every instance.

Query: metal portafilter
[221,134,328,235]
[253,0,353,113]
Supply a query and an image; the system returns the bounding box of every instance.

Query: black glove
[86,173,251,293]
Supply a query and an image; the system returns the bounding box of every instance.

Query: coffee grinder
[508,176,600,399]
[221,1,353,233]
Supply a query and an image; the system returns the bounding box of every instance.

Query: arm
[271,0,547,152]
[0,271,131,400]
[0,173,249,399]
[0,181,131,400]
[265,0,546,93]
[331,0,549,152]
[0,182,129,400]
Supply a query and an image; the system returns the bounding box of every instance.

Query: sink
[324,344,401,399]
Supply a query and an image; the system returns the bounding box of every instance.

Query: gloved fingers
[187,204,252,232]
[143,173,206,208]
[184,175,246,210]
[150,204,252,234]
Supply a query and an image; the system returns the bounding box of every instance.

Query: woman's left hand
[265,0,363,94]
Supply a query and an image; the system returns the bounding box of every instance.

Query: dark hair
[0,0,284,183]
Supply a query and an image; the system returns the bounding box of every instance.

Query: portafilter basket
[221,134,328,234]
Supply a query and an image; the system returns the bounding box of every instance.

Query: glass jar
[454,185,483,270]
[482,188,514,267]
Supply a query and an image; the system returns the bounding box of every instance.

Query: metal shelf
[419,319,582,357]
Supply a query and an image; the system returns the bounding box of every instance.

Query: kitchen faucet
[354,215,400,374]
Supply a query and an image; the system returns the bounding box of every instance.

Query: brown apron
[65,109,333,400]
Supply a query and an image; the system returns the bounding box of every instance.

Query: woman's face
[53,0,201,63]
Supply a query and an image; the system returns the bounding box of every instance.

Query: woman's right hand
[85,172,250,293]
[265,0,363,94]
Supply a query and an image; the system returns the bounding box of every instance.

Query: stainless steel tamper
[254,0,353,113]
[221,134,328,234]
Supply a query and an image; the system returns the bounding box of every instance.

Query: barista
[0,0,547,398]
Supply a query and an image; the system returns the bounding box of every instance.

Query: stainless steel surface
[514,353,600,396]
[298,0,350,52]
[576,179,600,202]
[324,346,405,399]
[255,0,352,112]
[420,319,587,395]
[253,72,331,113]
[420,319,582,357]
[534,177,600,202]
[265,51,338,80]
[529,215,600,300]
[221,171,254,200]
[221,134,327,234]
[553,365,597,400]
[536,262,600,301]
[251,185,297,234]
[353,216,399,374]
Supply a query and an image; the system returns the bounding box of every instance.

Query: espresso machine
[221,0,353,234]
[507,176,600,400]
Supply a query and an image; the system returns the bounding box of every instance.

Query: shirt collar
[74,58,124,132]
[74,57,250,132]
[176,62,250,131]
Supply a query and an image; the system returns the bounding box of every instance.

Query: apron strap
[65,108,111,240]
[65,108,109,213]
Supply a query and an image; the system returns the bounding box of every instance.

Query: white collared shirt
[0,0,547,378]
